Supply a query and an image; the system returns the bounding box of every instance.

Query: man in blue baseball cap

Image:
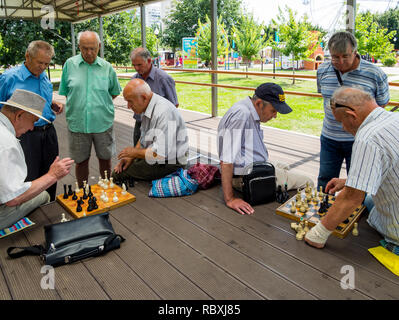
[217,82,313,215]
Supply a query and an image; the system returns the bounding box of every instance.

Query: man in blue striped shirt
[316,31,389,191]
[305,87,399,250]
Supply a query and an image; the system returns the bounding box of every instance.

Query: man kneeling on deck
[305,87,399,252]
[0,90,73,229]
[112,79,188,181]
[217,83,314,215]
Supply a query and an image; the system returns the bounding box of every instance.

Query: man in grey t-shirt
[130,47,178,146]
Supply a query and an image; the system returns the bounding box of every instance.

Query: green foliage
[381,54,397,67]
[232,15,265,65]
[162,0,243,51]
[195,15,229,65]
[355,12,396,60]
[375,8,399,50]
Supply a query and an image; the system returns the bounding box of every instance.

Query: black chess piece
[276,185,283,203]
[63,184,68,199]
[88,185,93,197]
[82,187,88,200]
[282,183,289,203]
[68,184,73,196]
[72,191,78,200]
[129,177,135,188]
[76,201,82,212]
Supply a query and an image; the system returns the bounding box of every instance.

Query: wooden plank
[113,193,263,300]
[131,183,316,299]
[195,187,399,299]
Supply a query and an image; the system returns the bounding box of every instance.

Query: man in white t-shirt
[0,89,73,229]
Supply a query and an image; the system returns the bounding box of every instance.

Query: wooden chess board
[276,189,365,239]
[56,183,136,219]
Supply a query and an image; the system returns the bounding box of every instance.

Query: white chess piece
[98,176,103,187]
[121,183,127,195]
[83,211,87,217]
[352,222,359,236]
[103,179,108,190]
[60,213,68,223]
[109,177,114,188]
[113,192,118,203]
[100,190,106,201]
[75,182,80,194]
[104,170,109,183]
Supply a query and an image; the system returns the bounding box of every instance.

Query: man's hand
[226,197,255,215]
[114,158,133,174]
[51,101,64,115]
[118,147,137,160]
[48,156,74,180]
[325,178,346,194]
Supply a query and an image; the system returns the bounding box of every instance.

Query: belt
[33,123,53,131]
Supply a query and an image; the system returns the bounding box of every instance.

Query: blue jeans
[317,135,354,191]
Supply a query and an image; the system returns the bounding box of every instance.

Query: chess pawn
[112,192,118,203]
[303,221,310,233]
[109,177,115,188]
[290,222,299,231]
[100,190,106,201]
[296,200,302,208]
[290,201,296,213]
[296,231,305,241]
[299,205,306,213]
[352,222,359,236]
[318,186,324,199]
[306,193,312,203]
[103,179,108,190]
[121,183,127,195]
[296,190,301,202]
[63,184,68,199]
[60,213,68,223]
[98,176,103,187]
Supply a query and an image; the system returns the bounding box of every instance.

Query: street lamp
[154,27,159,67]
[260,29,265,72]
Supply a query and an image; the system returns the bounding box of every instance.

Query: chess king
[305,86,399,251]
[0,89,74,229]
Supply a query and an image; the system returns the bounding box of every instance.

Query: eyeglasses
[330,101,355,111]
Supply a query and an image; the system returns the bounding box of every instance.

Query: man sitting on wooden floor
[217,83,314,215]
[112,79,188,181]
[305,86,399,252]
[0,89,73,229]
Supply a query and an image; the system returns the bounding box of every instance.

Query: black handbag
[242,162,277,206]
[7,212,125,267]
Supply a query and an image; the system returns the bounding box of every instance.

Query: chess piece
[290,201,296,213]
[113,192,118,203]
[98,176,103,187]
[82,186,88,199]
[352,222,359,236]
[303,221,309,233]
[109,177,114,188]
[83,180,87,190]
[88,185,93,197]
[296,231,305,241]
[76,201,82,212]
[72,191,78,201]
[60,213,68,223]
[104,170,109,183]
[318,186,324,199]
[75,182,80,194]
[129,177,135,188]
[290,222,299,231]
[296,189,301,202]
[103,179,108,190]
[63,184,68,199]
[67,184,73,196]
[100,190,106,201]
[299,205,306,213]
[121,183,127,195]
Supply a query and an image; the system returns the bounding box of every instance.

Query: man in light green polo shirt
[59,31,121,187]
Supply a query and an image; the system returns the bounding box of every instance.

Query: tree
[269,6,319,84]
[375,8,399,50]
[162,0,244,51]
[232,15,265,75]
[355,11,396,61]
[195,15,229,67]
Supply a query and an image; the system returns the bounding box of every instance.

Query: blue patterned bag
[149,168,199,197]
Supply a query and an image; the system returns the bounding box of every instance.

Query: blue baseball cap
[255,83,292,114]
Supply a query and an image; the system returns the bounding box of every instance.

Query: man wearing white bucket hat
[0,89,74,229]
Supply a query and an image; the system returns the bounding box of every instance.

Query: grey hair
[26,40,54,58]
[77,31,101,45]
[130,47,152,61]
[328,31,357,54]
[331,86,374,107]
[1,104,21,114]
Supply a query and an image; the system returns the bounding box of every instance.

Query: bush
[381,55,397,67]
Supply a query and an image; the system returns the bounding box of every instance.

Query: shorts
[68,126,116,164]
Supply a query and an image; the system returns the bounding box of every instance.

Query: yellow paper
[368,246,399,277]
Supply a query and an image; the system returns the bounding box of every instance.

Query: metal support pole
[346,0,356,34]
[99,16,104,58]
[273,48,275,79]
[210,0,218,117]
[140,3,146,48]
[71,22,76,56]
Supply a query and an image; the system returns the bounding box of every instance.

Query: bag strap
[7,245,45,259]
[333,68,344,86]
[104,234,125,248]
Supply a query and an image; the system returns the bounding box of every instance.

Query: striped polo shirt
[346,107,399,245]
[317,57,390,141]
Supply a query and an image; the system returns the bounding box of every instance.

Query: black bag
[242,162,277,206]
[7,212,125,267]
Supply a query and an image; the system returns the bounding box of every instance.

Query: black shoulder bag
[242,161,276,206]
[7,212,125,267]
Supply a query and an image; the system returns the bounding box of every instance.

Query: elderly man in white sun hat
[0,89,74,229]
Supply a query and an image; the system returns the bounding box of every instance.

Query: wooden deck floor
[0,93,398,300]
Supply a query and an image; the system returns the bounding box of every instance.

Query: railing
[116,67,399,111]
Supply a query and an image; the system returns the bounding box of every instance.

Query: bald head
[123,79,153,114]
[331,86,379,135]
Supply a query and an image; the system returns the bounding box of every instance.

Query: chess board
[56,183,136,219]
[276,189,365,239]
